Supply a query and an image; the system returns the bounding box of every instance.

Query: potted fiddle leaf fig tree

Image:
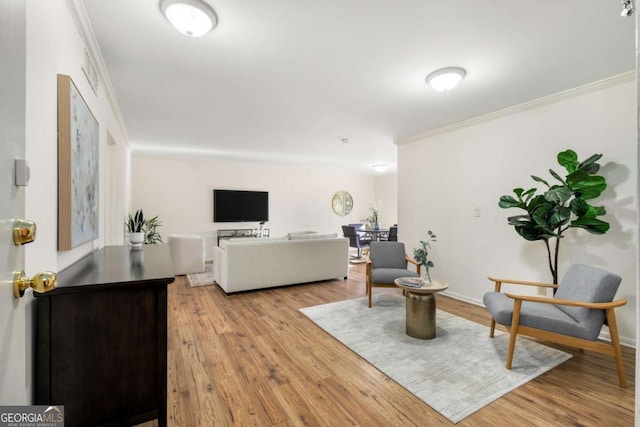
[498,149,610,286]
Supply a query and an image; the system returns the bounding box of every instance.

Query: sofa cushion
[287,231,317,239]
[289,232,338,240]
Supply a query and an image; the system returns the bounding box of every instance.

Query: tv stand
[217,228,270,245]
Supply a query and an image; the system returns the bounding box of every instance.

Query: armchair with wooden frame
[483,264,627,387]
[366,241,421,308]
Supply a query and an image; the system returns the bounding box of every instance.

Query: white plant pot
[129,232,144,249]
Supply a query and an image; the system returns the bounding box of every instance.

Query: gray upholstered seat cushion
[371,267,419,284]
[483,292,599,340]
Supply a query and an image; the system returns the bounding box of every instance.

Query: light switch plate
[15,159,30,186]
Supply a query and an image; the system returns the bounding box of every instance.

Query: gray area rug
[186,263,214,287]
[300,294,572,423]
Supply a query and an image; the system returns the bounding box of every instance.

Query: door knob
[13,219,36,245]
[13,271,57,298]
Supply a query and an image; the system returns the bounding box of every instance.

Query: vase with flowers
[413,230,437,283]
[363,200,383,230]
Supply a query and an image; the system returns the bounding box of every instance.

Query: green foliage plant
[413,230,437,282]
[498,149,609,284]
[143,215,163,244]
[125,209,145,233]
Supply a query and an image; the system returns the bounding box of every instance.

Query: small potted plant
[413,230,437,283]
[143,214,163,244]
[125,210,145,249]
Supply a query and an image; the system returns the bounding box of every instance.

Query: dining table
[360,228,390,241]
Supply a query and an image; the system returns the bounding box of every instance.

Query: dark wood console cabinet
[35,245,174,427]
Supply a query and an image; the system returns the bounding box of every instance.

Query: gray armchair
[483,264,627,387]
[366,242,421,307]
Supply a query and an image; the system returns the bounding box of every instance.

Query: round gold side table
[395,278,449,340]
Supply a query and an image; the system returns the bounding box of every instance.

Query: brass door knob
[14,271,57,298]
[13,219,37,245]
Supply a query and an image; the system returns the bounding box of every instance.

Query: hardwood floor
[146,263,635,426]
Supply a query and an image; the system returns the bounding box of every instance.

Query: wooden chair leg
[606,308,627,388]
[489,318,496,338]
[506,300,522,370]
[368,286,372,307]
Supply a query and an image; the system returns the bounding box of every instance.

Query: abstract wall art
[57,74,99,250]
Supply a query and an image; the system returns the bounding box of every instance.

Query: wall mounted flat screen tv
[213,189,269,222]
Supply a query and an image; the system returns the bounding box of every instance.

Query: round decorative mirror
[332,191,353,216]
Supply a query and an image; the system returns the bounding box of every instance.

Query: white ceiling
[83,0,635,174]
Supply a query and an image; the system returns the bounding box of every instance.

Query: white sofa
[213,236,349,293]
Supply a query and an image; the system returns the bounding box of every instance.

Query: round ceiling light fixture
[373,164,389,173]
[426,67,466,92]
[160,0,218,37]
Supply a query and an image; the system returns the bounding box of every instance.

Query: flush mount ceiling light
[426,67,466,92]
[621,0,634,16]
[160,0,218,37]
[373,164,389,173]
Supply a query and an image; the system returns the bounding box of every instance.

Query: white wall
[16,0,128,404]
[398,77,637,345]
[374,173,398,227]
[131,155,378,257]
[25,0,128,273]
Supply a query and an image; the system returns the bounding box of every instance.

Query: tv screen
[213,189,269,222]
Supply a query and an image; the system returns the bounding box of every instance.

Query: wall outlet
[473,207,481,217]
[537,286,547,296]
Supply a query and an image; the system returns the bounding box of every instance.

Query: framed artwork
[57,74,99,250]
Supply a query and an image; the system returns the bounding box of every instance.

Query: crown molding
[397,71,635,145]
[66,0,129,146]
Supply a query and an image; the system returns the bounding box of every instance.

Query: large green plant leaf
[507,214,532,226]
[531,175,550,187]
[545,186,572,203]
[515,225,548,241]
[527,194,547,212]
[531,204,556,234]
[569,198,589,217]
[549,169,565,184]
[578,153,602,174]
[557,149,579,173]
[522,188,537,203]
[549,206,571,229]
[571,217,610,234]
[567,174,607,199]
[499,195,523,209]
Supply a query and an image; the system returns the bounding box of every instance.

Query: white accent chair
[168,234,206,275]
